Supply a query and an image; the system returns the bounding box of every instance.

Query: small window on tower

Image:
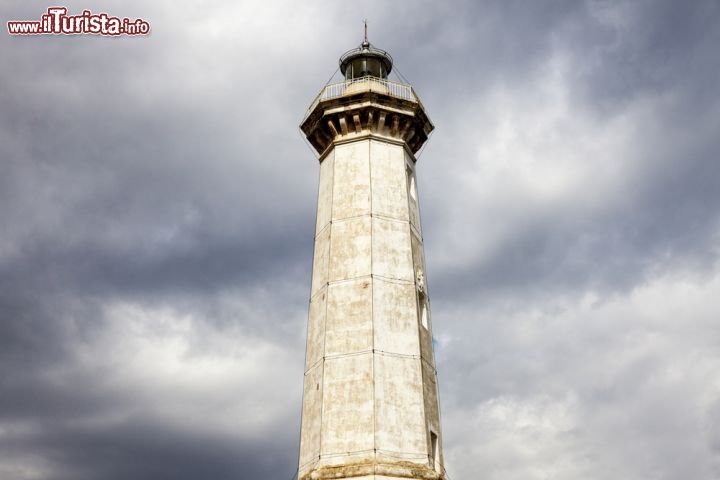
[406,166,418,201]
[418,290,429,329]
[430,431,439,470]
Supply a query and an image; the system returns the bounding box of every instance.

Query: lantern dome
[339,39,393,80]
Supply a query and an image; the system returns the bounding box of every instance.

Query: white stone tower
[298,35,444,480]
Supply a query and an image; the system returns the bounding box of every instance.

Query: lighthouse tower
[298,33,444,480]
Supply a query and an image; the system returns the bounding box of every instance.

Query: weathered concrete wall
[299,136,444,480]
[316,148,335,234]
[372,278,419,357]
[322,353,374,454]
[405,150,422,235]
[332,141,370,220]
[371,140,409,220]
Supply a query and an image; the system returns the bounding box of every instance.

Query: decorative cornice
[300,89,434,157]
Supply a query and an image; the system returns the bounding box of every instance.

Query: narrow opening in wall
[418,290,428,329]
[406,165,417,201]
[430,431,439,470]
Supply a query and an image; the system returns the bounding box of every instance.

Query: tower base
[301,461,445,480]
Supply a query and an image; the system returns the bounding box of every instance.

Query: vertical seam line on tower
[413,150,444,471]
[368,138,377,464]
[408,154,432,467]
[299,149,326,475]
[317,148,334,467]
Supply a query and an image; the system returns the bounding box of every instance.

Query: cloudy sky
[1,1,719,479]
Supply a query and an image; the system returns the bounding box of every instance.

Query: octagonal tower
[298,35,444,480]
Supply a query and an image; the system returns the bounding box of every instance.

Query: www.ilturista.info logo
[7,7,150,36]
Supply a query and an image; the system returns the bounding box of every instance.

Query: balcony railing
[305,76,419,117]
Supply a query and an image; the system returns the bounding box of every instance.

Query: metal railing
[305,76,418,117]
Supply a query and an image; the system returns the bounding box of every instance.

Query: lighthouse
[298,32,445,480]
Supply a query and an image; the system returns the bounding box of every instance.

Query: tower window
[430,431,439,470]
[406,165,417,201]
[418,290,428,330]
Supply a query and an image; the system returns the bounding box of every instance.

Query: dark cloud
[0,415,298,480]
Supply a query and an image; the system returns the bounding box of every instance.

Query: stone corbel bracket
[301,91,434,158]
